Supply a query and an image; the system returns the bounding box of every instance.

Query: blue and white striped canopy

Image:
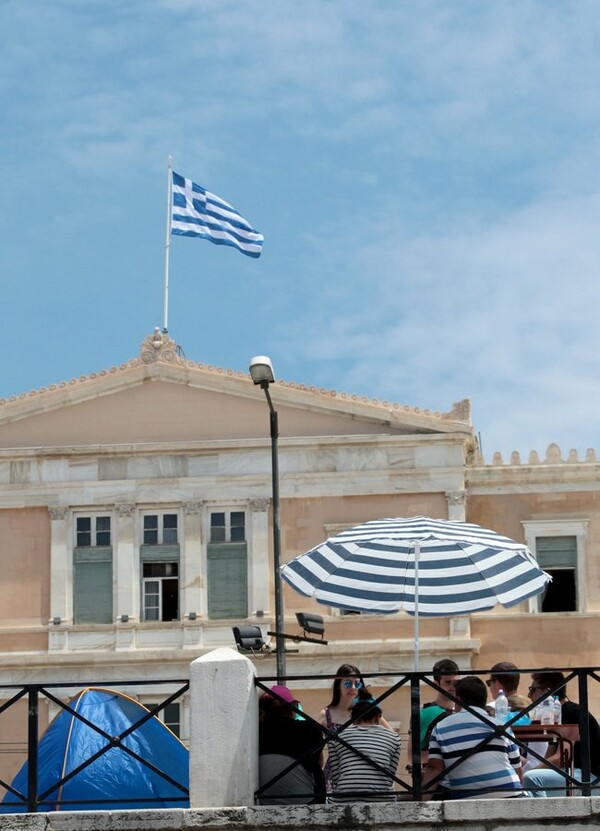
[281,516,550,616]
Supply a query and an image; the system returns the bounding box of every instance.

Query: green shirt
[420,703,451,750]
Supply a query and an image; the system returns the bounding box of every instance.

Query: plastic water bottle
[540,696,554,725]
[495,689,509,724]
[553,695,562,725]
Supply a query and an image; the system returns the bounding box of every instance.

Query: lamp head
[249,355,275,385]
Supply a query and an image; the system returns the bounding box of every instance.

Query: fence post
[27,686,38,813]
[578,669,592,797]
[189,647,258,807]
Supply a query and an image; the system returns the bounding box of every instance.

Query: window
[210,511,245,543]
[142,562,179,621]
[536,536,577,612]
[143,513,178,545]
[73,514,113,624]
[162,702,181,738]
[76,515,111,547]
[207,510,247,619]
[523,520,588,613]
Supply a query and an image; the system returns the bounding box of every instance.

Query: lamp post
[249,356,286,682]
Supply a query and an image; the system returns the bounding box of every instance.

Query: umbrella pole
[414,540,420,672]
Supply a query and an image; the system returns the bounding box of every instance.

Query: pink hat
[268,684,296,704]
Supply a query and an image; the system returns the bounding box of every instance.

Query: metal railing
[256,667,600,802]
[0,679,189,812]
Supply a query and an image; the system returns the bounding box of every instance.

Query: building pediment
[0,331,473,450]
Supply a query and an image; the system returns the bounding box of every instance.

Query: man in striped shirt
[424,676,522,799]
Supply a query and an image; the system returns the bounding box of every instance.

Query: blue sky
[2,0,599,460]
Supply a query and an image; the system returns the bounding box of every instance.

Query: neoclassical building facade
[0,331,598,783]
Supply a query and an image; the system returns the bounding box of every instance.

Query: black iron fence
[0,679,189,812]
[256,666,600,803]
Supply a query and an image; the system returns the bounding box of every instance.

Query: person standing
[419,658,459,751]
[424,676,522,799]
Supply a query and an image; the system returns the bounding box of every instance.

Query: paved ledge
[2,800,600,831]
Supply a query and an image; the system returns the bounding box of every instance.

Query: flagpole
[163,155,173,334]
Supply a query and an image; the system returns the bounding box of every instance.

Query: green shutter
[207,543,248,619]
[73,547,113,624]
[536,536,577,569]
[140,544,180,563]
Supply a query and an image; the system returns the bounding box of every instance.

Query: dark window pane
[231,512,245,541]
[96,531,111,547]
[210,526,226,543]
[211,512,225,527]
[144,515,159,545]
[163,703,181,737]
[541,569,576,612]
[96,516,111,532]
[162,578,179,621]
[76,517,91,546]
[163,528,178,544]
[163,514,178,529]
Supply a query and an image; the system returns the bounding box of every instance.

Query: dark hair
[351,697,381,724]
[432,658,459,682]
[327,664,366,708]
[456,676,487,709]
[531,670,567,699]
[258,693,294,721]
[490,661,519,694]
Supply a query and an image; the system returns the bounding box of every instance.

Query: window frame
[141,510,180,545]
[209,509,246,543]
[74,513,112,548]
[522,519,588,613]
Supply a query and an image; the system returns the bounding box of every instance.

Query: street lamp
[249,356,286,681]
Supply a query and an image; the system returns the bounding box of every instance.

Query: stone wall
[2,800,600,831]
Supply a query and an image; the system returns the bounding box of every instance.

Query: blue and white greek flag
[171,172,263,258]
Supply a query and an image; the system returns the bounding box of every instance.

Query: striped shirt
[328,724,401,802]
[428,707,521,799]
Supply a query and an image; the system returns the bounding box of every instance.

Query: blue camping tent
[1,687,189,812]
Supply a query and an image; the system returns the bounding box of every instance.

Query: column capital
[445,490,466,506]
[183,501,205,515]
[249,498,270,512]
[48,507,68,521]
[116,503,136,518]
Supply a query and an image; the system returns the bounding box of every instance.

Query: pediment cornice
[0,331,473,437]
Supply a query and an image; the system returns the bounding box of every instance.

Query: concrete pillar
[249,499,270,615]
[49,507,71,624]
[182,501,204,618]
[189,647,257,807]
[115,503,137,621]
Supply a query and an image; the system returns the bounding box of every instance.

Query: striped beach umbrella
[281,516,550,667]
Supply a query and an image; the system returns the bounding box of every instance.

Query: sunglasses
[528,685,544,694]
[343,680,363,690]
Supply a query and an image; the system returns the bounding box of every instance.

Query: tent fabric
[1,687,189,812]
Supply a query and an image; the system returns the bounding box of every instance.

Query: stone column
[182,501,204,620]
[189,647,257,807]
[115,503,137,621]
[49,507,71,625]
[249,498,270,615]
[446,490,466,521]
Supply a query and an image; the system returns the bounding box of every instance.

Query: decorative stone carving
[249,498,270,512]
[139,328,182,364]
[442,398,471,423]
[445,491,466,507]
[48,507,68,520]
[183,501,204,515]
[545,443,562,463]
[116,503,135,517]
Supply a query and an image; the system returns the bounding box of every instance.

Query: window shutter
[207,543,248,619]
[140,544,180,563]
[536,536,577,569]
[73,547,113,624]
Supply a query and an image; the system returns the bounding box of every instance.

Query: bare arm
[422,758,444,801]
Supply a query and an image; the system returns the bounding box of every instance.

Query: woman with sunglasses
[319,664,391,792]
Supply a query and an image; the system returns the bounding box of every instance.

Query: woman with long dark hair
[319,664,391,793]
